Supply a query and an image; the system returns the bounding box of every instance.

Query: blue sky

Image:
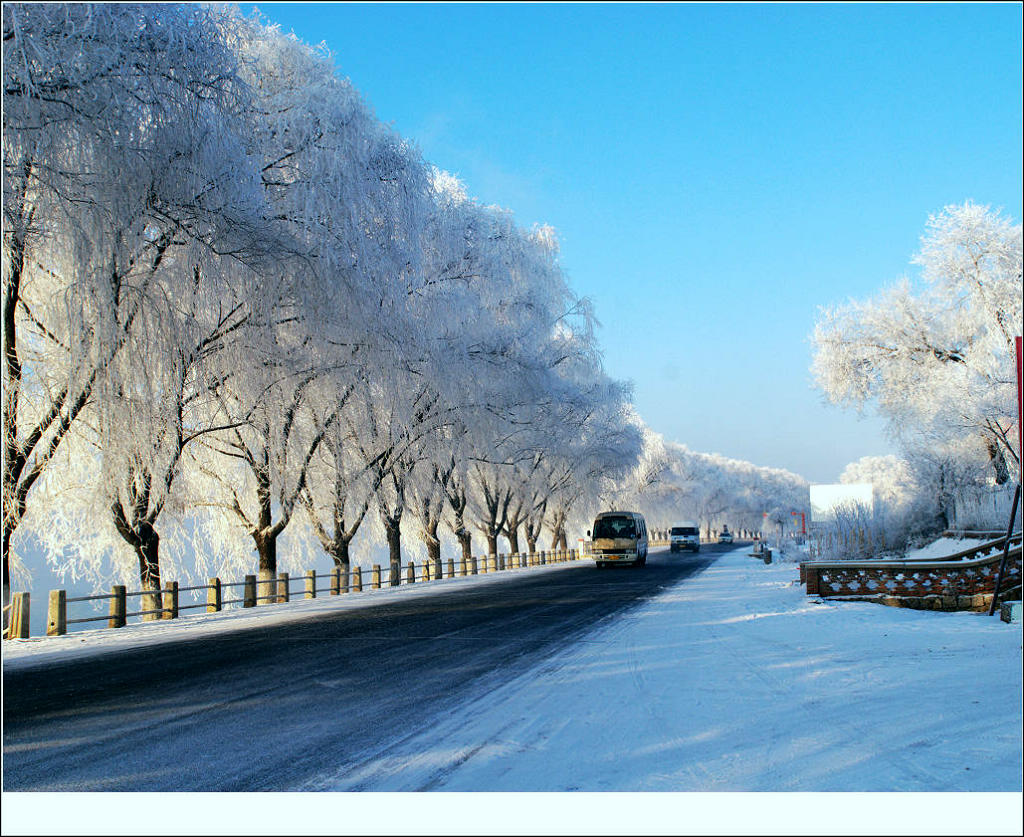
[252,2,1023,483]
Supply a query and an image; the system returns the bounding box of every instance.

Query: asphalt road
[2,543,732,791]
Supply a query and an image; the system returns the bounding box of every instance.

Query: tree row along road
[2,544,728,791]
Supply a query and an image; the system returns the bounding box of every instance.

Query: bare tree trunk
[329,536,352,574]
[988,440,1010,486]
[251,463,278,574]
[2,520,12,622]
[136,523,164,621]
[423,518,442,579]
[506,525,520,554]
[112,514,163,621]
[254,529,278,575]
[110,470,166,621]
[457,528,472,565]
[384,514,402,586]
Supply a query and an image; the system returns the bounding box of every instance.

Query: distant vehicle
[718,526,734,544]
[588,510,648,568]
[670,522,700,553]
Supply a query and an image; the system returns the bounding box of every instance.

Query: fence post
[47,589,67,636]
[447,558,455,578]
[7,592,29,639]
[163,581,179,619]
[459,556,467,576]
[305,571,317,599]
[109,585,126,628]
[256,569,274,605]
[331,567,341,596]
[372,565,381,589]
[470,555,478,575]
[243,575,256,608]
[207,578,222,613]
[407,562,415,584]
[352,566,363,592]
[278,572,290,603]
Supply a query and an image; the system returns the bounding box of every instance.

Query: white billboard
[809,483,873,524]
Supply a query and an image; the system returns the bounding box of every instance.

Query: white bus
[588,510,648,568]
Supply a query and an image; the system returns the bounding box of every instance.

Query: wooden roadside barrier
[10,548,580,638]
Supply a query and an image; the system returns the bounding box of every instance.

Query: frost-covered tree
[614,429,808,542]
[812,202,1022,487]
[2,3,270,607]
[3,4,658,611]
[195,15,436,580]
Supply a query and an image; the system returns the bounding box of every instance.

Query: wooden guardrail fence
[4,548,581,640]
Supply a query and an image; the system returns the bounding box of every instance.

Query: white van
[588,510,648,568]
[670,522,700,553]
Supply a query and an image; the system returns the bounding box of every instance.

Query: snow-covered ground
[3,544,1022,835]
[901,535,1003,561]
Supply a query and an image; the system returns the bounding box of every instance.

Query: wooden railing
[4,548,581,640]
[799,534,1022,611]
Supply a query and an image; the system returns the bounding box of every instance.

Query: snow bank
[905,535,1002,561]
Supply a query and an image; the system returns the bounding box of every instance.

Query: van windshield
[593,516,636,539]
[671,526,698,536]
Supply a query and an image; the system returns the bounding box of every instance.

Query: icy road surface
[3,544,717,791]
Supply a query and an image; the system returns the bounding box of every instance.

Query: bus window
[593,516,636,539]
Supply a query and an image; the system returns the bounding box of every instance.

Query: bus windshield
[593,516,636,539]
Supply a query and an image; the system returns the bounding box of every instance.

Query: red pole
[1016,336,1022,482]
